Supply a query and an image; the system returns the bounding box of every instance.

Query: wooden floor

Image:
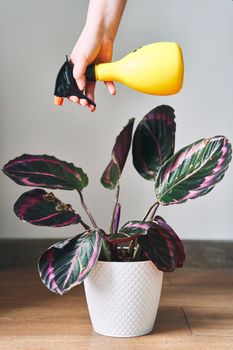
[0,268,233,350]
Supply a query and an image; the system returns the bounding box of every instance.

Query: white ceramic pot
[84,260,163,337]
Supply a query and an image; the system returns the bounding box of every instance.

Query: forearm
[70,0,126,109]
[85,0,127,41]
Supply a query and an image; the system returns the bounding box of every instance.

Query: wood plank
[152,306,191,336]
[1,335,233,350]
[0,306,190,337]
[1,267,233,350]
[184,307,233,336]
[167,268,233,287]
[0,306,91,337]
[160,286,233,308]
[1,239,233,268]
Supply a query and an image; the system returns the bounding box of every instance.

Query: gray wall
[0,0,232,240]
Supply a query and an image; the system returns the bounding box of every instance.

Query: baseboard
[0,239,232,269]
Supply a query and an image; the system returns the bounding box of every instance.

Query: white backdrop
[0,0,232,240]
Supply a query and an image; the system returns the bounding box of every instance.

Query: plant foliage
[2,105,232,294]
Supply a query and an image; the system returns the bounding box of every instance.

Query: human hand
[70,27,116,112]
[68,0,126,111]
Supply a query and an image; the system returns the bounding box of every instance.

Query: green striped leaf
[2,154,88,191]
[155,136,232,205]
[101,119,135,189]
[106,220,150,243]
[133,105,176,180]
[14,189,81,227]
[38,229,104,295]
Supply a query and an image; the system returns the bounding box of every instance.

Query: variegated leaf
[2,154,88,191]
[155,136,232,205]
[138,216,185,272]
[154,216,185,268]
[14,189,81,227]
[133,105,176,180]
[38,229,104,295]
[106,221,150,243]
[101,119,135,189]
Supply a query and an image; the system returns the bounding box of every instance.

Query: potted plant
[2,105,232,337]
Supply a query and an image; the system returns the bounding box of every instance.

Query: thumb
[72,54,89,91]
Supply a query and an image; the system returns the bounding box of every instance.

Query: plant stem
[80,219,90,231]
[128,239,135,258]
[110,184,120,234]
[133,243,142,261]
[109,184,120,261]
[76,189,98,228]
[101,239,112,261]
[142,201,159,221]
[149,202,160,220]
[134,202,160,261]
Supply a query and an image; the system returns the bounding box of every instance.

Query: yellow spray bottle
[54,42,184,106]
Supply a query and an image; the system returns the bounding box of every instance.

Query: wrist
[85,0,126,42]
[81,22,114,56]
[84,20,116,43]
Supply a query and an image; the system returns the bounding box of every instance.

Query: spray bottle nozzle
[54,56,96,107]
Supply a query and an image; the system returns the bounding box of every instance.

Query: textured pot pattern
[84,260,163,337]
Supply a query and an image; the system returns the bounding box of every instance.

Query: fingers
[68,81,96,112]
[69,53,95,111]
[69,56,116,111]
[72,54,88,91]
[68,96,88,107]
[69,96,79,103]
[68,95,95,112]
[79,99,88,106]
[85,81,96,112]
[105,81,116,95]
[68,80,114,112]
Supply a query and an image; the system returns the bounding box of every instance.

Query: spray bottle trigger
[54,57,96,107]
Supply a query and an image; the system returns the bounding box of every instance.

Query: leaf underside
[138,216,185,272]
[101,119,135,189]
[133,105,176,180]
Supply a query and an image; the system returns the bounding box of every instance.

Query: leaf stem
[76,190,98,228]
[142,201,159,221]
[110,184,120,234]
[133,243,142,261]
[149,202,160,220]
[128,239,135,258]
[80,219,90,230]
[101,239,112,261]
[109,184,120,261]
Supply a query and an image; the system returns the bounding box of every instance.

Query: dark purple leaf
[101,119,135,189]
[14,189,81,227]
[2,154,88,191]
[138,216,185,272]
[133,105,176,180]
[38,229,104,295]
[154,216,185,268]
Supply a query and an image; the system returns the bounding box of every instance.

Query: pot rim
[96,259,160,268]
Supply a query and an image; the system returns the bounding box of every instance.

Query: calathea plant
[2,105,232,295]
